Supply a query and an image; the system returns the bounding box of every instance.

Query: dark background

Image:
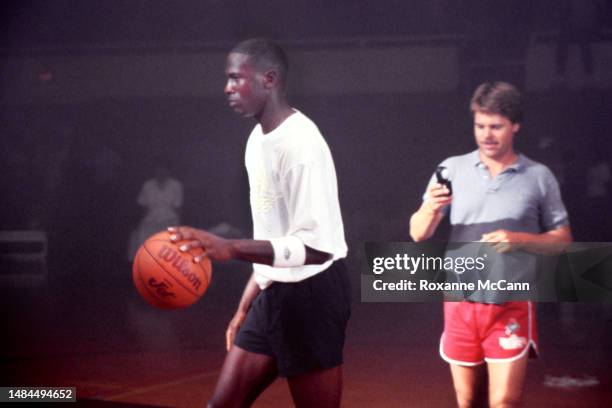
[1,1,611,406]
[2,1,611,257]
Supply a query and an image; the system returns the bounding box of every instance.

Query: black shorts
[235,260,351,378]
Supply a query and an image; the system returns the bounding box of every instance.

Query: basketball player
[409,82,572,407]
[169,38,350,407]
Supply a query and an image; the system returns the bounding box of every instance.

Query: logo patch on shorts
[499,318,527,350]
[284,247,291,260]
[505,318,520,335]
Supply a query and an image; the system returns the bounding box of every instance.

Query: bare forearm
[230,239,275,265]
[515,226,573,254]
[410,203,445,242]
[236,272,261,313]
[229,239,331,265]
[169,226,331,265]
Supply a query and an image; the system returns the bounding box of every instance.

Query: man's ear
[263,69,279,89]
[512,122,521,134]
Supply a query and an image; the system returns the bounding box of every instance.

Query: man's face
[473,111,520,161]
[224,52,266,117]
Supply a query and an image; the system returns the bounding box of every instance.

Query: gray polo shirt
[425,150,570,302]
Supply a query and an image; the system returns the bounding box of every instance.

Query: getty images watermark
[361,242,612,302]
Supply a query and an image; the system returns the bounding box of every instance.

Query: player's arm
[225,272,260,351]
[483,170,572,254]
[481,225,573,254]
[409,183,452,241]
[168,226,331,265]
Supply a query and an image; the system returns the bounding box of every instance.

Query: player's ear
[512,122,520,133]
[263,69,279,89]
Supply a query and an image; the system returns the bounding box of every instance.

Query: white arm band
[269,236,307,267]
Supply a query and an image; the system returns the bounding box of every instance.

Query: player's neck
[257,96,293,134]
[480,150,518,178]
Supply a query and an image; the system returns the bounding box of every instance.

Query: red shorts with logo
[440,301,538,366]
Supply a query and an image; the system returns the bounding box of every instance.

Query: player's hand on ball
[226,310,247,351]
[168,226,236,262]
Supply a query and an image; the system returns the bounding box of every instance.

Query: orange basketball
[132,231,212,309]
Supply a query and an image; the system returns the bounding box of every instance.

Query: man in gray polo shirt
[410,82,572,408]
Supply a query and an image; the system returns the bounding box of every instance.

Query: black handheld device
[435,166,452,196]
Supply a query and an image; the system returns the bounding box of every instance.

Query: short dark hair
[230,38,289,84]
[470,82,523,124]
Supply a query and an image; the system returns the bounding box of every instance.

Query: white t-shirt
[244,110,347,289]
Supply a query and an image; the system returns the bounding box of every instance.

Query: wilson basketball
[132,231,212,309]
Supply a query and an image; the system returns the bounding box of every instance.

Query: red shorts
[440,301,538,366]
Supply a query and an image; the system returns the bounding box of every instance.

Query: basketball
[132,231,212,309]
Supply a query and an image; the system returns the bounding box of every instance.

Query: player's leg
[275,262,350,407]
[449,363,487,408]
[486,354,528,408]
[207,345,278,408]
[287,365,343,408]
[441,302,488,407]
[481,302,536,408]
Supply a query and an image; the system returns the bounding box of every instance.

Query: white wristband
[269,236,307,267]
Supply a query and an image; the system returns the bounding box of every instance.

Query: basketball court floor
[2,259,611,407]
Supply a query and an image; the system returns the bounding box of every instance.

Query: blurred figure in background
[128,165,183,262]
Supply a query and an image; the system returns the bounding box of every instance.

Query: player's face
[224,52,266,118]
[473,111,520,161]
